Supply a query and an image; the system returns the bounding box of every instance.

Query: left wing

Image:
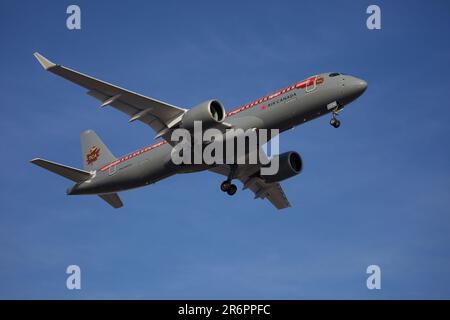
[210,162,291,210]
[33,53,187,139]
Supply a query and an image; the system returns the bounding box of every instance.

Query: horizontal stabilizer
[30,158,91,182]
[99,193,123,208]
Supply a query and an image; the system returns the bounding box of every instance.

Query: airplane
[30,52,367,209]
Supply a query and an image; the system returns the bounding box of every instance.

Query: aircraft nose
[344,76,368,100]
[338,76,367,105]
[355,78,368,94]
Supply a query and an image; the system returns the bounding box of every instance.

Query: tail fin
[81,130,116,171]
[30,158,92,182]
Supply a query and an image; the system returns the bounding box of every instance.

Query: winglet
[33,52,57,70]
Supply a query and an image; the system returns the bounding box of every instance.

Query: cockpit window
[329,72,340,77]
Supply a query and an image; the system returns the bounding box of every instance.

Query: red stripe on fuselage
[226,77,315,116]
[100,140,168,172]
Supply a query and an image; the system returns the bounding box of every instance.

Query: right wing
[209,143,292,210]
[33,53,187,139]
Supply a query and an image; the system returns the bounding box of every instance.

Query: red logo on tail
[86,146,100,165]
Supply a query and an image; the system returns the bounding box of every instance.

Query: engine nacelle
[181,99,226,131]
[261,151,303,183]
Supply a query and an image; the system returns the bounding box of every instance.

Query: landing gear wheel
[220,180,231,192]
[330,118,341,128]
[226,184,237,196]
[330,108,342,128]
[221,166,238,195]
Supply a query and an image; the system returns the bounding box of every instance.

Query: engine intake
[181,100,225,131]
[261,151,303,183]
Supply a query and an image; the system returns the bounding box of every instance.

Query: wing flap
[209,164,291,210]
[244,177,290,209]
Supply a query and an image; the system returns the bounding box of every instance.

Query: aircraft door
[108,164,117,176]
[305,75,318,93]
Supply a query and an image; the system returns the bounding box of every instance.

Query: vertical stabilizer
[80,130,116,171]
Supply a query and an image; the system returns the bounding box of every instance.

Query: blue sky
[1,0,450,299]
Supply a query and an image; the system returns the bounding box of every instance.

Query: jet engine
[181,99,226,131]
[261,151,303,183]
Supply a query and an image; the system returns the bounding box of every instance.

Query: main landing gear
[221,180,237,196]
[330,109,341,128]
[220,165,238,196]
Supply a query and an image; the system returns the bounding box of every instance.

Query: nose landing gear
[330,109,341,128]
[330,117,340,128]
